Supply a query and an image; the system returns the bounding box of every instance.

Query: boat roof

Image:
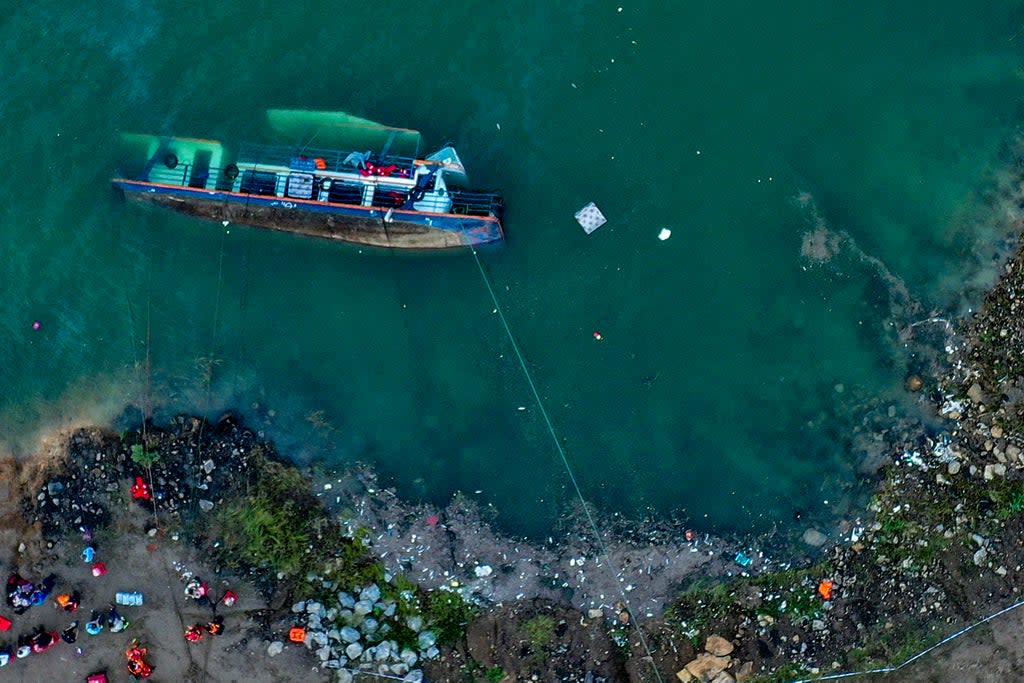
[265,109,423,157]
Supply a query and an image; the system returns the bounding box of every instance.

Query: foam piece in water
[575,202,607,234]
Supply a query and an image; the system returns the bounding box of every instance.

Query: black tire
[163,153,178,169]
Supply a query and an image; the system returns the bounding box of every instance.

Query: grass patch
[522,614,556,653]
[424,590,478,646]
[206,451,380,593]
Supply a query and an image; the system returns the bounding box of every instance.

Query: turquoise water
[3,2,1024,537]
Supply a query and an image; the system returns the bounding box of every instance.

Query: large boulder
[684,653,730,681]
[705,635,734,656]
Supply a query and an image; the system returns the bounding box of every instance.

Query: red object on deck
[0,615,11,631]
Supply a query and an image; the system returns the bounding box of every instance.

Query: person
[107,606,129,633]
[220,589,238,607]
[15,634,31,658]
[61,621,79,644]
[184,624,204,643]
[184,577,209,602]
[30,627,56,653]
[206,615,224,636]
[0,643,11,666]
[126,640,154,679]
[85,611,104,635]
[55,591,80,612]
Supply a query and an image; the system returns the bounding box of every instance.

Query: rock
[340,626,360,643]
[267,641,284,657]
[198,499,214,512]
[906,375,924,392]
[311,631,328,647]
[316,645,331,661]
[984,464,995,481]
[202,459,216,473]
[587,608,604,620]
[424,646,439,659]
[474,564,493,577]
[802,528,827,547]
[336,671,353,683]
[974,548,989,566]
[354,599,373,615]
[968,383,984,404]
[403,671,424,683]
[337,592,355,609]
[685,653,730,680]
[306,601,323,614]
[391,662,410,676]
[994,463,1007,477]
[948,461,961,475]
[406,615,423,632]
[1008,444,1023,462]
[360,584,381,603]
[735,661,755,682]
[812,619,826,631]
[711,673,736,683]
[675,670,696,682]
[400,649,418,666]
[345,642,363,659]
[705,635,734,656]
[292,601,306,613]
[992,425,1005,439]
[417,631,437,650]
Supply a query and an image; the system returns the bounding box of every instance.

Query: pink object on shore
[426,514,439,526]
[91,562,107,577]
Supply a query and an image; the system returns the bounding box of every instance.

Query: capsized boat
[111,110,504,249]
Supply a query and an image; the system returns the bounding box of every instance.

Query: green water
[3,2,1024,537]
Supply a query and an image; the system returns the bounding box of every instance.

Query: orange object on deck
[288,627,306,643]
[817,579,834,601]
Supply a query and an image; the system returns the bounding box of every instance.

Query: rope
[468,246,664,683]
[789,596,1024,682]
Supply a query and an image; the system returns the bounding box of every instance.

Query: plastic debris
[575,202,607,234]
[734,551,753,568]
[817,579,834,600]
[658,228,672,241]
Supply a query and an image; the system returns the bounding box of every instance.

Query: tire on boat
[163,152,179,169]
[223,163,239,180]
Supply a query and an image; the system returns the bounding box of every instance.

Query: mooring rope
[789,596,1024,682]
[468,246,664,683]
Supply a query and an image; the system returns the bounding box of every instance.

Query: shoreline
[3,145,1024,683]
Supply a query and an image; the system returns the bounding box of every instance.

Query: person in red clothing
[184,624,204,643]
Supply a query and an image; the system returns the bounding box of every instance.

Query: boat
[111,110,504,249]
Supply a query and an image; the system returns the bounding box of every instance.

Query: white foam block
[575,202,607,234]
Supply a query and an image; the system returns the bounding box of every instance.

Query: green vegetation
[130,443,160,467]
[207,452,380,592]
[746,663,810,683]
[423,590,478,646]
[522,614,556,653]
[485,665,505,682]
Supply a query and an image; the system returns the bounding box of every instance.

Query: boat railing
[131,162,504,218]
[449,189,505,218]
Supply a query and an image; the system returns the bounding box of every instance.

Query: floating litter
[658,228,671,241]
[31,321,40,330]
[575,202,607,234]
[593,331,603,341]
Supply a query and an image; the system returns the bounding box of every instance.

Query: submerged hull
[113,180,503,250]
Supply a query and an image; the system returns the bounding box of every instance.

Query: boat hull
[112,180,503,250]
